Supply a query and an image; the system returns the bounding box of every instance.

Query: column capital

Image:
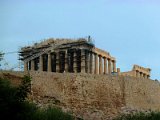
[143,73,146,78]
[99,54,102,58]
[139,72,142,78]
[147,75,150,79]
[103,56,107,59]
[95,53,98,56]
[107,57,111,60]
[94,52,97,55]
[112,59,116,62]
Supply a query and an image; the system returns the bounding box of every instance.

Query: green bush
[0,76,74,120]
[31,107,73,120]
[114,111,160,120]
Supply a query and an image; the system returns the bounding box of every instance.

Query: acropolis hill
[6,37,159,120]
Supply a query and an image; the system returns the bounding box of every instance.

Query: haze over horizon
[1,0,160,80]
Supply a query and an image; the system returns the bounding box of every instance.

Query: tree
[0,75,31,120]
[0,76,74,120]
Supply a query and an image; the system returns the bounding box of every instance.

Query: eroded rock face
[29,71,160,120]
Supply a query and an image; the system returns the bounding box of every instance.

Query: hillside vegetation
[1,73,160,120]
[0,75,73,120]
[114,111,160,120]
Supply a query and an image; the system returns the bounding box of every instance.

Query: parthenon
[19,37,117,74]
[19,37,151,79]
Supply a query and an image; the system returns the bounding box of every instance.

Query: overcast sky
[1,0,160,80]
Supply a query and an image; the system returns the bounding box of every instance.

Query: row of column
[135,70,150,79]
[94,53,116,74]
[24,49,116,75]
[24,54,51,72]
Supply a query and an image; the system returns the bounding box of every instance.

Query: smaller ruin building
[19,37,117,74]
[121,65,151,79]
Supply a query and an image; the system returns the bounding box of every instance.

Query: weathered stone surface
[29,71,160,120]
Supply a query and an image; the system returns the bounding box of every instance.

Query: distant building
[19,37,151,79]
[19,37,116,74]
[121,65,151,79]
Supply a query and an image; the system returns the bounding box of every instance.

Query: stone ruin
[17,37,157,120]
[121,65,151,79]
[19,37,116,75]
[19,37,151,79]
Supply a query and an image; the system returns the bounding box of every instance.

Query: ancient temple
[19,37,117,74]
[121,65,151,79]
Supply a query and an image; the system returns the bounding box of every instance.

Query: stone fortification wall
[30,71,160,119]
[30,72,125,119]
[120,71,135,77]
[121,65,151,79]
[124,76,160,110]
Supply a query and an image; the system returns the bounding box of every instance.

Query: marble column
[65,51,68,72]
[90,52,93,74]
[39,55,43,71]
[99,55,103,74]
[143,73,146,78]
[31,59,34,71]
[145,74,147,79]
[48,53,51,72]
[113,60,116,72]
[137,72,141,78]
[104,57,107,74]
[85,50,89,73]
[108,58,112,74]
[81,49,86,73]
[56,52,59,72]
[95,53,98,74]
[24,61,28,71]
[73,51,77,73]
[87,51,90,73]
